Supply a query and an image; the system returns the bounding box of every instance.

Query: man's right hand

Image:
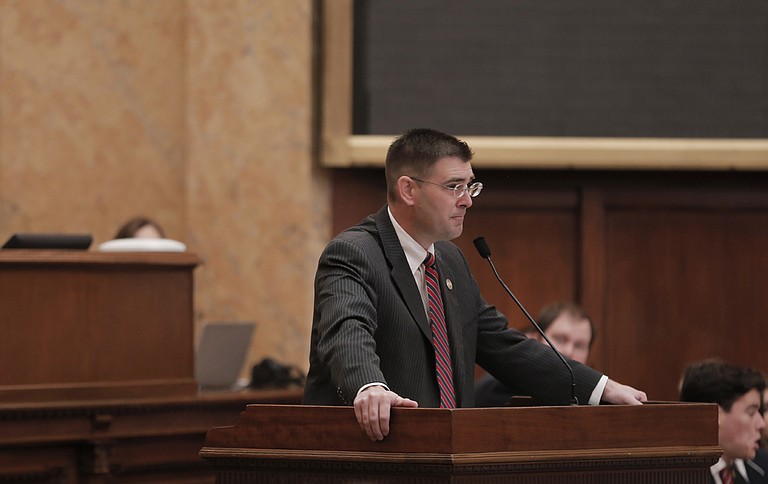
[353,385,419,441]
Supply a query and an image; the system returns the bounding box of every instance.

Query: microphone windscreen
[473,236,491,259]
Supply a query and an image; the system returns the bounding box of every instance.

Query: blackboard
[352,0,768,138]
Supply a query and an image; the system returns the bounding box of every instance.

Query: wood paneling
[602,200,768,400]
[455,197,579,330]
[0,390,303,484]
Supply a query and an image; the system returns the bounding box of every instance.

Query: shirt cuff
[589,375,609,405]
[357,382,389,397]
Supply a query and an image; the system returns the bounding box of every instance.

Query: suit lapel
[374,208,432,340]
[745,457,766,483]
[735,469,748,484]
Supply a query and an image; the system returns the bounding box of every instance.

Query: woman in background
[114,216,165,239]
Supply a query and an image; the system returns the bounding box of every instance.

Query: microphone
[473,236,578,405]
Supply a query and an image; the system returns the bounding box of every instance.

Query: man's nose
[559,344,575,360]
[757,414,767,430]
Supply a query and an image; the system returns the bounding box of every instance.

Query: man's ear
[397,175,418,206]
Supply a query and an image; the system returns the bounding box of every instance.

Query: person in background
[302,128,646,442]
[114,216,165,239]
[680,359,768,483]
[763,387,768,449]
[474,301,596,407]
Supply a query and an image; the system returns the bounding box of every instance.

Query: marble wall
[0,0,327,375]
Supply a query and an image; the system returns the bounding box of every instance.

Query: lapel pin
[446,279,453,290]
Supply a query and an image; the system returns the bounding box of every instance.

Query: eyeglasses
[410,177,483,198]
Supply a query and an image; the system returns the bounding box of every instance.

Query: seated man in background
[474,301,595,407]
[680,359,768,483]
[763,387,768,449]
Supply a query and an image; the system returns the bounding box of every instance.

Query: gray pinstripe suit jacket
[303,206,603,407]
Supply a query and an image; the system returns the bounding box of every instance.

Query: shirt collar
[711,457,748,482]
[387,206,433,275]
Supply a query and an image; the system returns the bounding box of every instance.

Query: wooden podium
[201,403,721,483]
[0,250,306,483]
[0,250,198,402]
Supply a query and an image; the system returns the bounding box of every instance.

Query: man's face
[541,313,592,364]
[763,389,768,443]
[411,156,474,246]
[718,388,766,461]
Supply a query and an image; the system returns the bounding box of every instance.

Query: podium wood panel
[0,250,199,402]
[201,403,720,483]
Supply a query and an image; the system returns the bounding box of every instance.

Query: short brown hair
[385,128,473,201]
[536,301,596,348]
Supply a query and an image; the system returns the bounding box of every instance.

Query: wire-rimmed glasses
[410,177,483,198]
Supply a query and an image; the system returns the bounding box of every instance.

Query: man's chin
[744,445,758,461]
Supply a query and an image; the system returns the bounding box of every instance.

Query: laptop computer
[195,321,256,392]
[2,233,92,250]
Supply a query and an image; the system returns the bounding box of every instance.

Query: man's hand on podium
[354,385,419,441]
[602,379,648,405]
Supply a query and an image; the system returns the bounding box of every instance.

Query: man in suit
[680,359,768,483]
[763,387,768,448]
[474,301,596,407]
[303,128,647,441]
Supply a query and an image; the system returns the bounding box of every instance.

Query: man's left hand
[602,379,647,405]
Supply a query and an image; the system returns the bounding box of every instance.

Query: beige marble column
[0,0,327,374]
[0,0,187,238]
[186,0,327,373]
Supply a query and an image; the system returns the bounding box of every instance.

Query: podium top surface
[0,250,199,267]
[204,402,719,455]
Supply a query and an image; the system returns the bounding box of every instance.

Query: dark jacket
[303,206,603,407]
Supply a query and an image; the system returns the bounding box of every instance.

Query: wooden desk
[0,251,305,481]
[0,250,199,403]
[0,388,303,484]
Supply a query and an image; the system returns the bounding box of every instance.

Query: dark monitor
[1,233,93,250]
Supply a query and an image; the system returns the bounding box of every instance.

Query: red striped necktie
[423,252,456,408]
[720,465,734,484]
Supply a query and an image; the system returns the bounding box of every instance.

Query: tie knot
[423,252,436,268]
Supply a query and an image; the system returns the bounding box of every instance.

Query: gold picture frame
[319,1,768,170]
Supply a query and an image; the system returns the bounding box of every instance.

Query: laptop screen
[2,233,92,250]
[195,321,256,392]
